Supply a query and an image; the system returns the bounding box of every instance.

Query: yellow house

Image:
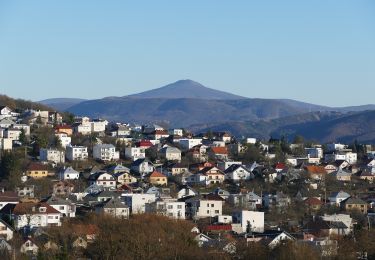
[148,171,167,186]
[26,163,49,179]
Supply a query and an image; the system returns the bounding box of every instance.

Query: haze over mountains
[39,79,375,143]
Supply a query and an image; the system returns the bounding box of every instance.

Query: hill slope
[127,79,245,100]
[39,98,87,111]
[67,97,318,127]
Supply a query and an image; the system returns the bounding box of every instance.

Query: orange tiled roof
[211,147,228,154]
[150,171,166,178]
[305,165,327,174]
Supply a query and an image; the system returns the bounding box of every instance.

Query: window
[59,206,64,210]
[215,210,219,214]
[207,210,209,214]
[211,204,214,207]
[168,205,173,209]
[177,205,182,209]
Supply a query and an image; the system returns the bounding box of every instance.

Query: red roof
[13,202,60,215]
[150,171,166,178]
[304,197,323,206]
[275,163,286,170]
[305,166,327,174]
[55,125,72,130]
[27,163,48,171]
[211,147,228,155]
[138,140,153,148]
[204,224,232,232]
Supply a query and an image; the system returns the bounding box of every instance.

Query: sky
[0,1,374,106]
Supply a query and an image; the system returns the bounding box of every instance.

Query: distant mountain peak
[126,80,245,100]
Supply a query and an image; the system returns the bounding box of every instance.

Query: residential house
[54,125,73,136]
[88,172,116,189]
[55,132,71,148]
[26,163,49,179]
[20,238,39,255]
[224,164,254,182]
[44,196,76,218]
[228,192,262,211]
[4,128,21,140]
[40,148,65,164]
[303,217,349,237]
[171,163,189,176]
[304,197,323,211]
[333,168,352,181]
[59,166,80,180]
[247,230,295,249]
[147,199,185,219]
[52,181,75,196]
[122,193,156,214]
[93,144,119,161]
[148,171,168,186]
[159,146,182,162]
[328,191,351,206]
[200,167,225,186]
[232,210,264,233]
[114,171,137,185]
[177,186,197,199]
[179,138,203,150]
[66,145,88,161]
[13,202,62,230]
[96,197,129,219]
[125,147,145,161]
[305,165,327,180]
[16,185,35,198]
[322,214,354,234]
[131,158,154,177]
[209,147,229,160]
[0,138,12,151]
[0,190,19,210]
[186,194,224,219]
[341,198,368,214]
[0,219,14,240]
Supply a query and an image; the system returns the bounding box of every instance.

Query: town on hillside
[1,104,375,259]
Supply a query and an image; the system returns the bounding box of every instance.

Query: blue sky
[0,1,374,106]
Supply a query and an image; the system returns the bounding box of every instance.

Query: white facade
[14,207,61,230]
[40,148,65,164]
[90,172,116,189]
[91,120,107,133]
[12,124,30,136]
[159,146,181,161]
[217,161,242,171]
[187,198,223,219]
[66,145,88,161]
[4,128,21,140]
[59,167,80,180]
[246,138,257,144]
[55,133,71,148]
[0,220,13,240]
[48,202,76,218]
[179,138,202,150]
[218,215,233,224]
[122,193,156,214]
[0,138,12,151]
[125,147,145,161]
[76,124,91,135]
[305,147,323,158]
[93,144,120,161]
[155,200,185,219]
[233,210,264,233]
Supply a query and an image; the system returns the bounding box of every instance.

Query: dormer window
[39,207,46,212]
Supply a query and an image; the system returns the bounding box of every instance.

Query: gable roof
[27,163,48,171]
[305,165,327,174]
[0,191,19,202]
[150,171,166,178]
[13,202,60,215]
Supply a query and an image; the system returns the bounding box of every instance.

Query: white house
[93,144,120,161]
[177,186,197,199]
[40,148,65,164]
[233,210,264,233]
[59,166,80,180]
[131,158,154,177]
[20,238,39,255]
[186,194,224,219]
[328,191,351,206]
[13,202,62,230]
[305,147,323,158]
[159,146,182,162]
[122,193,156,214]
[66,145,88,161]
[55,133,71,148]
[45,196,76,218]
[224,165,254,182]
[0,219,14,241]
[0,138,12,151]
[151,199,185,219]
[88,172,116,189]
[4,128,21,140]
[179,138,202,150]
[125,147,145,161]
